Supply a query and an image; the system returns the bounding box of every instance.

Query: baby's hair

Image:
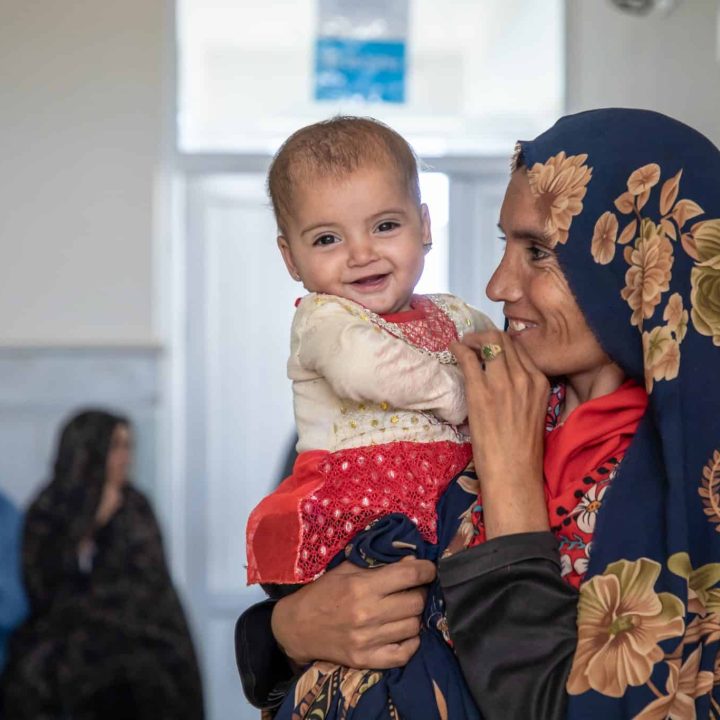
[268,116,421,235]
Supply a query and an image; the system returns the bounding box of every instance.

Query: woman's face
[488,169,613,381]
[105,423,132,489]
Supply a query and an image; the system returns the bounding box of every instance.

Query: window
[177,0,564,155]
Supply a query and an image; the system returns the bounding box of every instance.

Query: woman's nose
[486,250,522,303]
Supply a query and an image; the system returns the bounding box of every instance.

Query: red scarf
[544,379,648,508]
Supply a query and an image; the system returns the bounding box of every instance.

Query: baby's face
[277,164,430,315]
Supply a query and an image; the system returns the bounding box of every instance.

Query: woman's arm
[444,331,577,719]
[451,330,549,538]
[236,558,435,708]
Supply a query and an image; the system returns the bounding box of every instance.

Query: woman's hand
[451,329,550,539]
[271,557,436,669]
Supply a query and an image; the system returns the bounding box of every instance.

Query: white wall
[0,0,164,345]
[566,0,720,146]
[1,1,718,341]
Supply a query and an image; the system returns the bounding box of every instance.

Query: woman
[238,109,720,718]
[1,410,204,720]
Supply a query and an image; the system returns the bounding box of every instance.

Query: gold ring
[480,343,503,361]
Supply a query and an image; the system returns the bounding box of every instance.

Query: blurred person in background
[1,409,204,720]
[0,488,29,712]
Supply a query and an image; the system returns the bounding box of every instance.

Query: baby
[246,116,493,587]
[245,116,490,718]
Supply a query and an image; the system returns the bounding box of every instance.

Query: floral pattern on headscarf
[582,161,720,393]
[567,550,720,715]
[516,109,720,719]
[526,151,593,247]
[566,558,685,698]
[620,218,674,330]
[691,219,720,346]
[700,449,720,534]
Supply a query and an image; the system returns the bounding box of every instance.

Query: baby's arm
[295,298,467,425]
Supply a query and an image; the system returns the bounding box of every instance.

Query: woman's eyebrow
[497,223,552,245]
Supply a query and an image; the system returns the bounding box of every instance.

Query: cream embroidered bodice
[289,293,495,453]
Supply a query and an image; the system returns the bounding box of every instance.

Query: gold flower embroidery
[526,151,593,247]
[667,551,720,665]
[690,219,720,346]
[642,326,680,393]
[633,648,714,720]
[609,163,720,392]
[659,169,683,215]
[591,211,619,264]
[620,218,674,327]
[627,163,662,195]
[663,292,689,341]
[699,450,720,533]
[566,558,685,698]
[668,551,720,616]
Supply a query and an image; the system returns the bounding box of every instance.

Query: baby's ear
[277,236,301,281]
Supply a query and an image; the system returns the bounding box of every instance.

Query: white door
[183,172,297,720]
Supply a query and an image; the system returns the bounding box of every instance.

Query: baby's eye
[376,221,400,233]
[313,234,339,247]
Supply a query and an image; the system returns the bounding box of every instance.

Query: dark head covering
[516,109,720,717]
[23,409,128,610]
[2,409,204,719]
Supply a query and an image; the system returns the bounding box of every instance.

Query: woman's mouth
[507,318,538,334]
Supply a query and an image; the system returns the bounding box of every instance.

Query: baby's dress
[246,292,493,720]
[246,292,493,586]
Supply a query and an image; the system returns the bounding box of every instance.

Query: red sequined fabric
[297,441,472,581]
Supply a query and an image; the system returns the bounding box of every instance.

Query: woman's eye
[529,245,551,261]
[313,234,339,247]
[377,221,399,233]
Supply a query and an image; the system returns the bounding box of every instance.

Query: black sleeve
[438,531,578,720]
[235,600,296,711]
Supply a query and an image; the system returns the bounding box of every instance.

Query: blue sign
[315,38,406,104]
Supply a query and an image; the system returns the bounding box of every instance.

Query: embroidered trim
[324,294,461,364]
[427,294,469,341]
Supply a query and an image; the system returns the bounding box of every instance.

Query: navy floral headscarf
[516,109,720,718]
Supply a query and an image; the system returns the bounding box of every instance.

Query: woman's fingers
[450,341,487,386]
[373,557,436,597]
[361,636,422,670]
[460,330,506,357]
[371,615,424,647]
[460,330,542,389]
[272,559,434,668]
